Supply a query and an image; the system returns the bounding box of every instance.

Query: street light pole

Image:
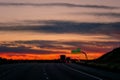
[71,48,88,61]
[81,51,88,60]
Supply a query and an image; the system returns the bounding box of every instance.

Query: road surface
[0,63,120,80]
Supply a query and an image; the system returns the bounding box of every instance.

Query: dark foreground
[0,63,120,80]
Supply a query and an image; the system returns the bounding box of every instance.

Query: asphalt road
[0,63,120,80]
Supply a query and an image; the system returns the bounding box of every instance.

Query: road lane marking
[0,66,18,79]
[63,64,103,80]
[43,67,49,80]
[44,73,47,75]
[46,77,49,80]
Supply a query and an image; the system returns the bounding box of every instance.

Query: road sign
[71,48,81,54]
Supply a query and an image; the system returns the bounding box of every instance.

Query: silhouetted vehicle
[66,57,71,63]
[60,55,66,63]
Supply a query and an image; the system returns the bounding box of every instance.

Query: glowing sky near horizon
[0,0,120,60]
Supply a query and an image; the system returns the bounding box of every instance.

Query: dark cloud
[0,2,119,9]
[71,12,120,18]
[0,46,33,53]
[89,13,120,18]
[62,41,120,53]
[0,45,66,54]
[0,40,70,54]
[0,20,120,39]
[14,40,58,45]
[14,40,73,50]
[0,40,119,54]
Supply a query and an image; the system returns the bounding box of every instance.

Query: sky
[0,0,120,60]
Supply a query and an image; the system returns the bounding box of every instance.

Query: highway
[0,63,120,80]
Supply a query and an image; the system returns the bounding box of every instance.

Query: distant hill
[96,47,120,63]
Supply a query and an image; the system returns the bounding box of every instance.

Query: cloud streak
[0,45,66,54]
[0,20,120,39]
[0,2,119,9]
[71,12,120,18]
[89,13,120,18]
[0,40,119,54]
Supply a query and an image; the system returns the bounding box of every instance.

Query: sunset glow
[0,53,103,60]
[0,0,120,60]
